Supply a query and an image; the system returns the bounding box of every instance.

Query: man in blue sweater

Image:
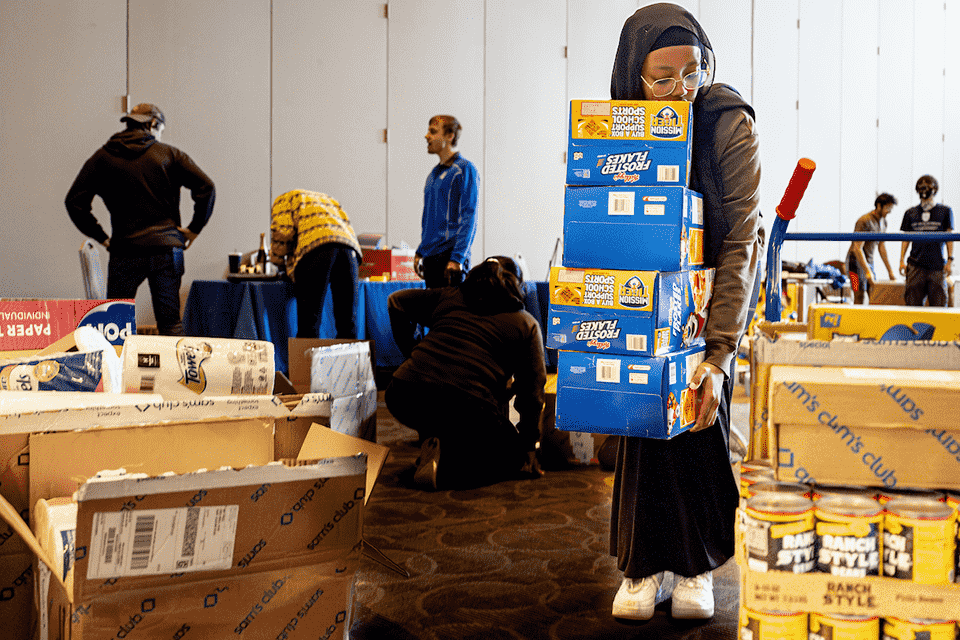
[416,115,479,288]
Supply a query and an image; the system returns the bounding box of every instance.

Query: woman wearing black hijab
[608,3,764,621]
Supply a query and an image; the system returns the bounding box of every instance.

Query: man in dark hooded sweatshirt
[606,3,764,622]
[66,103,215,335]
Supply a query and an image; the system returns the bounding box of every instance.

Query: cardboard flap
[297,423,388,504]
[0,493,62,590]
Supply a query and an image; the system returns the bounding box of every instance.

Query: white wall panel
[699,0,753,104]
[942,0,960,214]
[838,0,880,263]
[878,1,916,223]
[911,0,945,185]
[0,1,126,298]
[485,0,566,281]
[272,0,387,237]
[566,0,640,101]
[753,0,800,261]
[129,0,271,325]
[386,0,485,258]
[796,0,843,265]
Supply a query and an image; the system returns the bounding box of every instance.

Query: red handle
[776,158,816,221]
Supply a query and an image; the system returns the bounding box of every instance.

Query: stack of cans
[548,99,714,439]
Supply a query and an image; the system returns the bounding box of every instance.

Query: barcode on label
[139,375,155,393]
[626,335,646,351]
[129,515,156,571]
[657,165,680,182]
[596,359,620,383]
[181,507,199,559]
[104,527,116,565]
[608,192,635,216]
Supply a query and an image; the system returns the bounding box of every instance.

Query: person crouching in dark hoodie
[385,256,546,490]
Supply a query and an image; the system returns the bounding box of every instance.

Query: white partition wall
[0,1,126,299]
[272,0,388,237]
[484,0,566,280]
[129,0,272,326]
[386,0,486,260]
[2,0,960,308]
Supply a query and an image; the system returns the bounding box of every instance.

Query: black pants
[107,247,184,335]
[421,251,468,289]
[385,377,525,489]
[294,244,359,338]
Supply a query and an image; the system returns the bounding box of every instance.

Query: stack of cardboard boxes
[546,99,715,449]
[738,304,960,632]
[0,306,386,640]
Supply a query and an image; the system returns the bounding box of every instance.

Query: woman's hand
[687,361,725,432]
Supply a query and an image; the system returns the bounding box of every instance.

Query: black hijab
[610,3,716,101]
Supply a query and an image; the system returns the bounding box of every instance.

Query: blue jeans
[107,248,185,335]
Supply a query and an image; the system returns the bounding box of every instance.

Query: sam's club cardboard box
[547,266,713,356]
[768,364,960,491]
[563,185,703,272]
[567,99,693,187]
[0,393,389,640]
[555,344,704,438]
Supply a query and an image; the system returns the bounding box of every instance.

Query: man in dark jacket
[66,103,215,335]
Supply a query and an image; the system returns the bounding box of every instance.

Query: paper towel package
[0,350,106,392]
[121,335,275,398]
[0,414,389,640]
[309,342,377,438]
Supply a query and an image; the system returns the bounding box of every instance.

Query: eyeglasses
[641,68,710,97]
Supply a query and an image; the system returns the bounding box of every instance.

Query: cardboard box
[768,365,960,490]
[807,303,960,341]
[555,345,704,438]
[0,549,33,640]
[546,266,713,356]
[563,185,703,272]
[748,333,960,461]
[0,299,135,358]
[0,415,389,640]
[359,248,419,281]
[287,338,378,442]
[567,99,692,186]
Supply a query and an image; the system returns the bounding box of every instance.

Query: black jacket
[66,129,215,253]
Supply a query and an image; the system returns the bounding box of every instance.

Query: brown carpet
[349,392,746,639]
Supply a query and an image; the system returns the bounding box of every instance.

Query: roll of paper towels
[121,335,274,398]
[34,496,77,594]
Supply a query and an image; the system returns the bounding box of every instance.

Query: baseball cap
[121,103,165,125]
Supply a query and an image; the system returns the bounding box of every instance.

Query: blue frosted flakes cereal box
[568,99,692,187]
[555,344,706,439]
[563,185,703,272]
[547,266,713,357]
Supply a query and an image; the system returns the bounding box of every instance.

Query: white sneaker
[612,574,660,620]
[671,571,714,619]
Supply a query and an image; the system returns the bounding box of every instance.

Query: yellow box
[807,303,960,341]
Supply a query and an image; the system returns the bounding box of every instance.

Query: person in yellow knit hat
[270,190,362,338]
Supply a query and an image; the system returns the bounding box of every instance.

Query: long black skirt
[609,373,740,579]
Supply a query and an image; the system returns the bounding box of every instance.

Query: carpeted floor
[348,391,749,640]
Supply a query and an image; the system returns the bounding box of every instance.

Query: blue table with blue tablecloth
[183,279,554,375]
